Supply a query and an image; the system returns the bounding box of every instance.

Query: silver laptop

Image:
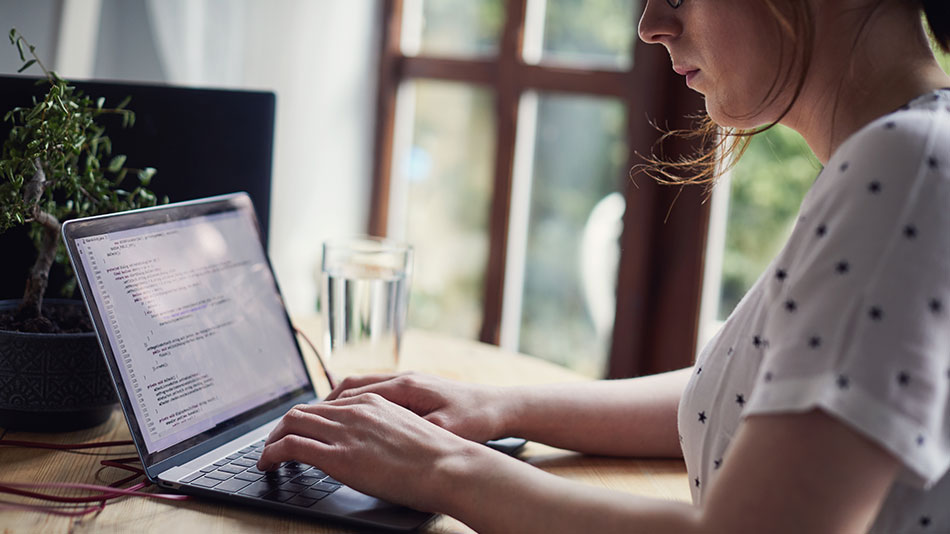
[62,193,433,531]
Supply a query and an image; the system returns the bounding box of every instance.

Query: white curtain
[145,0,247,87]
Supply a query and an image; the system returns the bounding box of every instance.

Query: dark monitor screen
[0,75,275,302]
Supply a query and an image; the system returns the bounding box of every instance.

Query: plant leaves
[137,167,156,185]
[16,59,36,73]
[108,155,126,172]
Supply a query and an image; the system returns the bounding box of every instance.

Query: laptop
[61,192,434,531]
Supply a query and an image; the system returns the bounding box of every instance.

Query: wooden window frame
[370,0,710,377]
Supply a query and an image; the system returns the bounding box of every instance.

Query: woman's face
[638,0,792,129]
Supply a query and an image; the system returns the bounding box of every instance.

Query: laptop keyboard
[178,439,344,507]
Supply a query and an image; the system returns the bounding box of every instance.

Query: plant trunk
[16,223,59,320]
[16,160,60,321]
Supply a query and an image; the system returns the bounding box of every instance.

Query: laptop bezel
[62,192,318,479]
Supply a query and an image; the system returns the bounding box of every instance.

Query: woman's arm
[257,397,898,534]
[439,409,899,534]
[502,367,690,457]
[327,367,691,457]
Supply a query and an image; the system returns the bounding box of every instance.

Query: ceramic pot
[0,299,117,432]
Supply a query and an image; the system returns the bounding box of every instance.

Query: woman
[259,1,950,532]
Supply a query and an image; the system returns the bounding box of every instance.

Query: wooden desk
[0,328,690,533]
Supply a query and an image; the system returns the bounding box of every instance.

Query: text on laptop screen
[74,210,308,453]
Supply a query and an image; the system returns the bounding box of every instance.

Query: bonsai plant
[0,29,163,431]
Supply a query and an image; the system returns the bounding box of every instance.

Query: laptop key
[282,462,308,473]
[204,470,234,481]
[322,477,342,486]
[279,481,310,493]
[311,481,341,493]
[199,465,217,473]
[180,471,203,484]
[304,468,327,478]
[285,496,319,508]
[191,476,222,488]
[290,475,322,486]
[242,452,262,461]
[245,467,266,475]
[263,490,298,503]
[212,460,229,467]
[238,447,255,454]
[218,464,244,474]
[300,487,333,500]
[234,471,263,482]
[231,458,256,468]
[238,480,282,497]
[213,477,253,493]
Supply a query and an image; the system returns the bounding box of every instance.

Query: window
[372,0,710,378]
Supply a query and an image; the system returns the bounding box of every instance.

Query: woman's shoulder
[830,90,950,181]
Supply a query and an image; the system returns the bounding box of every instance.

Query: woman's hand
[325,372,511,443]
[255,392,492,512]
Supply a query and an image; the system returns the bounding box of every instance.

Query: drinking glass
[321,237,413,378]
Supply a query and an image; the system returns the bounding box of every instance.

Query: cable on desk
[294,325,337,390]
[0,438,187,518]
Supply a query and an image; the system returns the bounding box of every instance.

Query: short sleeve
[743,109,950,489]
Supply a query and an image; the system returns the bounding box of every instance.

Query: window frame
[370,0,710,377]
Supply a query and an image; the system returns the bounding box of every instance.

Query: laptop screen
[66,195,310,458]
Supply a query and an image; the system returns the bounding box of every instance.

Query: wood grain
[0,325,689,533]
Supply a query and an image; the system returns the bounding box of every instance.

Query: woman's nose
[638,0,682,45]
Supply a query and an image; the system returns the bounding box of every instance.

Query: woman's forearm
[499,367,692,457]
[437,444,700,534]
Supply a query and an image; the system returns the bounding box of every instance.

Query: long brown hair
[642,0,949,189]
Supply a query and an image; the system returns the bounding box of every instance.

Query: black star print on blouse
[753,335,763,348]
[884,121,896,129]
[840,162,849,172]
[868,181,882,194]
[928,157,939,170]
[917,435,925,447]
[764,371,773,382]
[809,336,822,349]
[904,225,918,239]
[736,394,746,407]
[869,306,884,321]
[836,375,850,389]
[713,458,723,470]
[835,261,850,274]
[698,411,707,424]
[775,268,788,282]
[920,515,931,528]
[897,371,910,386]
[697,367,702,375]
[816,223,828,237]
[930,298,942,314]
[695,478,700,488]
[784,300,797,312]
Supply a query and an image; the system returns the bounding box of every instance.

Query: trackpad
[315,486,431,530]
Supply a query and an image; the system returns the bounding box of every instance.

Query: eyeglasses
[667,0,683,8]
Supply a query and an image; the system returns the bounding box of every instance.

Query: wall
[0,0,379,315]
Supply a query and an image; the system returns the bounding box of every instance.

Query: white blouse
[679,88,950,533]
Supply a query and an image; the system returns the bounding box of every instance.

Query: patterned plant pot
[0,299,117,432]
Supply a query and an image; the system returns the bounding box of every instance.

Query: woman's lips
[673,65,701,87]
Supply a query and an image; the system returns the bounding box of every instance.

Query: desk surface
[0,326,690,533]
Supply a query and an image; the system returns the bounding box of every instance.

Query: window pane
[519,94,627,377]
[403,0,504,57]
[718,126,820,319]
[399,81,495,338]
[534,0,639,69]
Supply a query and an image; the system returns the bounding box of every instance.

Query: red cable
[0,437,188,518]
